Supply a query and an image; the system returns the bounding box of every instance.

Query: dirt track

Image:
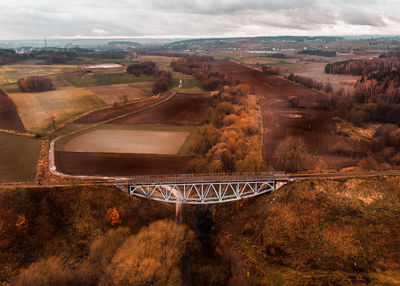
[212,60,365,170]
[0,89,25,132]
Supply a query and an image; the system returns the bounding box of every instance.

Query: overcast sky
[0,0,399,39]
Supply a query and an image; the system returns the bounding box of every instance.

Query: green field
[64,73,155,87]
[0,133,42,182]
[88,81,154,104]
[8,87,106,134]
[169,77,205,93]
[136,55,178,70]
[0,64,79,92]
[134,56,204,93]
[0,64,78,85]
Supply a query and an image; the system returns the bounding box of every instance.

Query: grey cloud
[0,0,399,39]
[144,0,318,15]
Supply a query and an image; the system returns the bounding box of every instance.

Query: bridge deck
[128,172,288,204]
[121,171,286,184]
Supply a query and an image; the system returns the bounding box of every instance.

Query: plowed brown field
[0,89,25,132]
[56,92,212,176]
[75,93,211,126]
[55,151,193,176]
[111,93,211,126]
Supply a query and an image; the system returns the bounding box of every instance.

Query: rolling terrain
[211,60,366,171]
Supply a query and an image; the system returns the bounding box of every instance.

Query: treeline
[261,65,280,75]
[2,48,128,65]
[299,49,337,57]
[152,70,172,94]
[171,55,214,75]
[262,53,295,59]
[78,50,127,60]
[126,61,156,76]
[171,55,227,91]
[138,50,188,58]
[17,76,54,92]
[193,71,228,91]
[379,51,400,58]
[0,49,27,65]
[187,84,265,173]
[354,70,400,104]
[126,61,171,95]
[30,50,78,64]
[325,58,400,75]
[286,73,333,93]
[171,57,201,75]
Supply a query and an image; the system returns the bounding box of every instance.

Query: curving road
[48,90,180,181]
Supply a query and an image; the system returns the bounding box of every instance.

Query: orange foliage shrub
[106,207,123,226]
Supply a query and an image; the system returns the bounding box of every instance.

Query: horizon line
[0,33,399,42]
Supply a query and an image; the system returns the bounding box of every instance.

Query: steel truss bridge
[128,172,288,204]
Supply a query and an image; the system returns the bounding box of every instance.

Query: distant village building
[81,63,123,71]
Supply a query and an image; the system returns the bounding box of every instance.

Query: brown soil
[55,151,193,176]
[211,60,366,170]
[74,93,171,124]
[111,93,212,126]
[0,89,25,132]
[57,92,212,176]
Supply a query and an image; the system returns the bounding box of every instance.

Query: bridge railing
[119,171,286,184]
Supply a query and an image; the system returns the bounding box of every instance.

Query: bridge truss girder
[129,180,276,204]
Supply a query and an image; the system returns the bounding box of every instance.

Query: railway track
[1,170,400,189]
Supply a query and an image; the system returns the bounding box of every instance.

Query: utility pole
[44,37,47,49]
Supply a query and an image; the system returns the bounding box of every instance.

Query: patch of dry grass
[335,117,381,142]
[8,87,106,133]
[218,176,400,273]
[0,65,78,85]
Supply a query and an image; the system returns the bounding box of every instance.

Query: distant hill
[169,36,344,46]
[107,41,142,47]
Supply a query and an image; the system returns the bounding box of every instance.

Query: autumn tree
[10,257,77,286]
[235,152,266,172]
[152,70,172,95]
[108,220,197,286]
[191,124,219,155]
[274,136,307,172]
